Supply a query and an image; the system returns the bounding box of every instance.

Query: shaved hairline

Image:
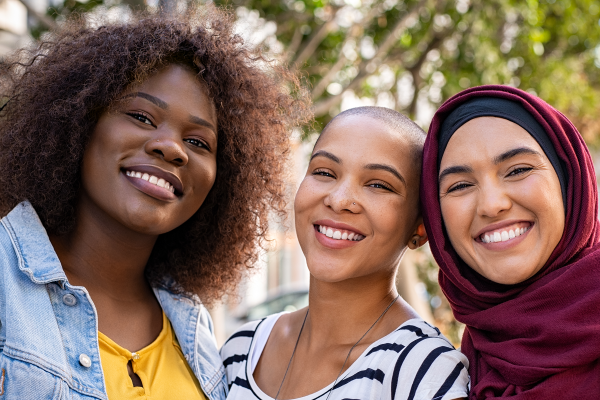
[314,106,427,164]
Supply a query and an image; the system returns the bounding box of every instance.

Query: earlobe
[408,223,428,249]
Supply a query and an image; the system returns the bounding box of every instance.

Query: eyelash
[446,182,472,193]
[508,166,533,176]
[127,112,154,127]
[184,138,209,150]
[313,168,335,178]
[370,181,393,191]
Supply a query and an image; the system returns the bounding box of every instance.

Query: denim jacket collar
[4,201,68,285]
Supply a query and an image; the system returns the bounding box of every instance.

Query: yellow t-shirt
[98,312,208,400]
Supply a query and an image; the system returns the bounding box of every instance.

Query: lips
[312,219,366,249]
[122,165,183,194]
[316,224,365,241]
[122,165,183,201]
[474,221,534,251]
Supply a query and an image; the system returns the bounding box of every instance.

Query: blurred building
[0,0,28,56]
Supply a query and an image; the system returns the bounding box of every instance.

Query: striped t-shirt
[220,313,469,400]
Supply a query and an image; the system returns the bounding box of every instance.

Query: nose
[145,126,188,166]
[477,180,512,218]
[324,178,358,213]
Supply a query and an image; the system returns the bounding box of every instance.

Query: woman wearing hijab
[421,84,600,399]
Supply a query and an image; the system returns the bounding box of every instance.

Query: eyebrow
[311,150,341,163]
[365,163,406,187]
[493,146,542,164]
[189,115,216,131]
[439,165,474,182]
[134,92,169,109]
[122,92,216,132]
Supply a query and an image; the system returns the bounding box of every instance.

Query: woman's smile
[474,220,533,250]
[123,165,183,202]
[313,219,366,249]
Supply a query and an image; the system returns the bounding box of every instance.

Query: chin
[307,263,355,283]
[479,263,539,285]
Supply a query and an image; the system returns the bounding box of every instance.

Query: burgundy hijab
[421,85,600,399]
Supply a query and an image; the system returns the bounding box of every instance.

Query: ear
[407,222,428,250]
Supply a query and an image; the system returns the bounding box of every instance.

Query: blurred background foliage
[7,0,600,344]
[22,0,600,142]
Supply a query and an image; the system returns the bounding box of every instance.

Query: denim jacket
[0,201,227,400]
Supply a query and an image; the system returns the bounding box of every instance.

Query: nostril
[153,149,164,156]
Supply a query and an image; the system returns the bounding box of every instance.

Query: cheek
[188,158,217,202]
[369,197,411,246]
[440,196,475,252]
[514,178,565,244]
[294,179,318,231]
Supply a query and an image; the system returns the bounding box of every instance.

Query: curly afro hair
[0,6,312,304]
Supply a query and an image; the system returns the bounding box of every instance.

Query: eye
[369,181,393,191]
[446,182,472,193]
[127,112,154,127]
[184,138,209,150]
[312,168,335,178]
[507,166,533,177]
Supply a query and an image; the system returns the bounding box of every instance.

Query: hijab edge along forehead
[421,84,600,398]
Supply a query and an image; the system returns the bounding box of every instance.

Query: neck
[305,269,404,346]
[50,196,158,301]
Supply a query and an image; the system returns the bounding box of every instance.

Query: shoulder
[220,318,268,386]
[221,318,265,349]
[380,319,469,400]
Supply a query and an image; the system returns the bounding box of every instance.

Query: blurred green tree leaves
[30,0,600,141]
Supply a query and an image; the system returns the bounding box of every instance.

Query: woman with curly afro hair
[0,5,310,400]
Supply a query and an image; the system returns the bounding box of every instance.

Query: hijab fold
[421,85,600,399]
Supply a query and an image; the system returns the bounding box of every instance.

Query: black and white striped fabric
[220,313,469,400]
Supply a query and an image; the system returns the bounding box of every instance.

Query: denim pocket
[0,354,66,400]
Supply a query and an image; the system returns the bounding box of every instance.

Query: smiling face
[294,115,426,283]
[439,117,565,284]
[80,64,218,237]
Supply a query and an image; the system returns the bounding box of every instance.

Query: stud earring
[412,239,417,245]
[353,202,356,205]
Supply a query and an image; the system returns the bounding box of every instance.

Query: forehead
[135,65,216,122]
[441,117,544,166]
[315,115,418,177]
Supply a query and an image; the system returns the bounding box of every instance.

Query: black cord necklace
[274,294,400,400]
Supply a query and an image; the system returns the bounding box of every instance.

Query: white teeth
[482,226,530,243]
[127,170,176,193]
[318,226,363,242]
